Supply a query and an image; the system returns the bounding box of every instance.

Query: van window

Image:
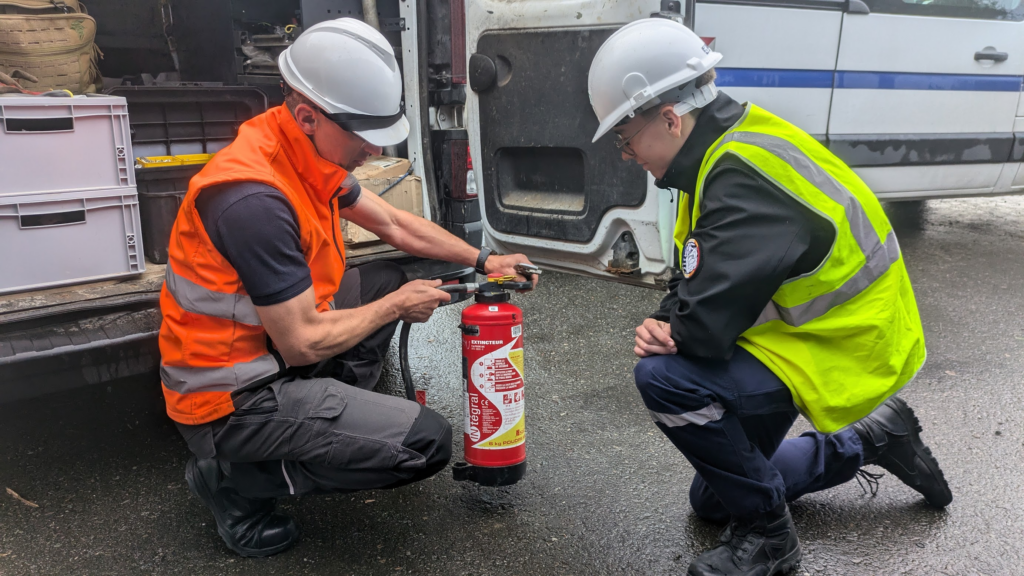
[864,0,1024,20]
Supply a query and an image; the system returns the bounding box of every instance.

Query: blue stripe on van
[835,71,1022,92]
[716,68,1024,92]
[715,68,834,89]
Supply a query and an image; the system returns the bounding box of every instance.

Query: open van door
[465,0,679,288]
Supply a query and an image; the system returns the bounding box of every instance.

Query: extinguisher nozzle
[438,283,479,294]
[451,461,527,487]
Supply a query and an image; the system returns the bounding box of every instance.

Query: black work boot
[852,396,953,508]
[688,502,801,576]
[185,457,299,557]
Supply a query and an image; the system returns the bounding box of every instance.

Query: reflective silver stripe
[160,354,280,394]
[650,402,725,428]
[754,231,900,327]
[328,299,336,311]
[341,173,358,189]
[720,131,882,260]
[165,265,262,326]
[281,461,295,496]
[716,131,902,327]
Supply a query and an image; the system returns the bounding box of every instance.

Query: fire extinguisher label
[465,330,525,450]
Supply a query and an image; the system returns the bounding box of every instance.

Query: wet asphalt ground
[2,196,1024,576]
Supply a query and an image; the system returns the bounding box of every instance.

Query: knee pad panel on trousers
[404,406,453,476]
[633,354,722,415]
[633,355,675,398]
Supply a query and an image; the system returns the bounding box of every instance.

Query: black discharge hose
[396,278,532,402]
[397,284,478,402]
[399,320,416,401]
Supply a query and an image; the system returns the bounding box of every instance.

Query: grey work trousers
[175,262,453,498]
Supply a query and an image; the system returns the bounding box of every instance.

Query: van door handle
[975,48,1009,62]
[845,0,870,14]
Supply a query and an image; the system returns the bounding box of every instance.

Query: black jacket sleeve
[649,275,681,323]
[651,163,831,360]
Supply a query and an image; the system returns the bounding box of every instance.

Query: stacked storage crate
[106,87,268,264]
[0,93,144,295]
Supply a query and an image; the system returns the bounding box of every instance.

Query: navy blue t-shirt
[194,181,361,306]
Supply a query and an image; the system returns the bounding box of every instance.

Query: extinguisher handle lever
[498,281,534,291]
[514,263,542,277]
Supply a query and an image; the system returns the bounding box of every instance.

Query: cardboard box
[354,156,411,186]
[341,156,423,245]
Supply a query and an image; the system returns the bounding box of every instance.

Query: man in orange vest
[159,19,537,557]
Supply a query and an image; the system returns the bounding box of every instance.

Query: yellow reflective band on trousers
[678,104,926,433]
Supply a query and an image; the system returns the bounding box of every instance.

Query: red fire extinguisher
[398,266,538,487]
[452,273,531,486]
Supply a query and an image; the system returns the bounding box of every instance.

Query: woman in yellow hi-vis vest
[588,19,951,576]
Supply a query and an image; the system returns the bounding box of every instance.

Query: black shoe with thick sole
[852,395,953,508]
[185,457,299,557]
[688,503,802,576]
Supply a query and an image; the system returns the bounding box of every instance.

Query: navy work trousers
[634,347,864,523]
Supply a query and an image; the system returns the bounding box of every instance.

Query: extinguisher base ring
[451,460,526,486]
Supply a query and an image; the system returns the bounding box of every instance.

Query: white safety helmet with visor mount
[278,18,410,147]
[588,18,723,143]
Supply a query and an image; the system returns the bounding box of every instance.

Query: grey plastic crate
[0,188,145,295]
[0,94,134,197]
[105,87,268,158]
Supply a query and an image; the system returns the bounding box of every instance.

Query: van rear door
[465,0,846,285]
[465,0,673,287]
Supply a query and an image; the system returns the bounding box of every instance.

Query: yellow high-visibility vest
[676,104,926,433]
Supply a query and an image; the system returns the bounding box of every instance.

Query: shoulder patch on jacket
[683,238,701,279]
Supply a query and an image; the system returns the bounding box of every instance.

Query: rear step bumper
[0,307,162,404]
[0,260,475,404]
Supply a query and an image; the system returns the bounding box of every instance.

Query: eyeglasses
[614,114,654,156]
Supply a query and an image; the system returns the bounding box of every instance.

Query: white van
[463,0,1024,287]
[2,0,1017,400]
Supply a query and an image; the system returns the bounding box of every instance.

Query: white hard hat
[588,19,723,143]
[278,18,410,147]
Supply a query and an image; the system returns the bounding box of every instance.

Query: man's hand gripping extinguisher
[398,265,540,487]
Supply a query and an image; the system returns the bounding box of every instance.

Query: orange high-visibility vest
[159,105,354,425]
